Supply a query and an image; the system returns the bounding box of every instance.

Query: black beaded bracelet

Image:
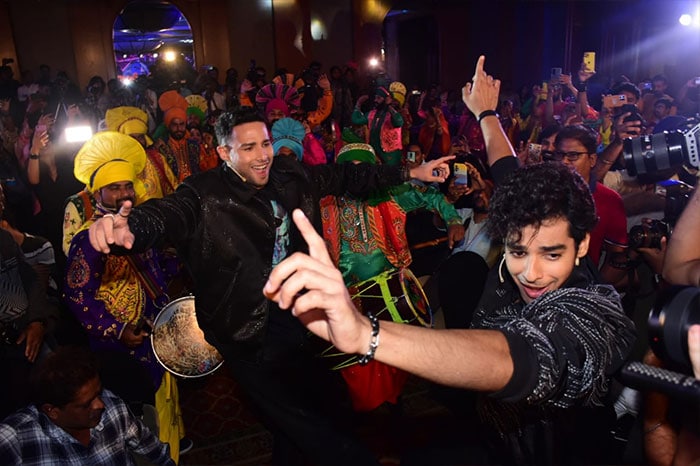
[357,312,380,365]
[477,110,498,124]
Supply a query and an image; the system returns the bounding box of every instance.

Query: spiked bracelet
[357,312,380,365]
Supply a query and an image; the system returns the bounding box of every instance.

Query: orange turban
[159,90,188,126]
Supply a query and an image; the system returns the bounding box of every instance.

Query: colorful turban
[185,94,207,124]
[256,83,301,118]
[389,81,407,107]
[271,118,305,161]
[74,131,146,195]
[336,143,377,165]
[159,90,188,126]
[104,106,152,146]
[186,106,205,124]
[185,94,207,113]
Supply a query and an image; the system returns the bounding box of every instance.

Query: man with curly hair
[265,56,636,465]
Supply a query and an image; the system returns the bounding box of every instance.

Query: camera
[619,103,644,125]
[627,179,693,248]
[649,286,700,373]
[622,119,700,177]
[628,219,669,249]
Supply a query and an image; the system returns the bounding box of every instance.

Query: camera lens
[628,224,650,249]
[649,286,700,372]
[628,221,668,249]
[622,131,686,176]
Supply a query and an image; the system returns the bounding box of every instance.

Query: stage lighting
[679,13,693,26]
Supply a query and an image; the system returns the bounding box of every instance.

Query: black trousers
[219,308,380,466]
[438,251,489,329]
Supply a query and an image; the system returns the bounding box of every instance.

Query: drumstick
[410,236,449,251]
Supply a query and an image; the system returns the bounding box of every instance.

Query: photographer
[639,186,700,465]
[593,83,644,182]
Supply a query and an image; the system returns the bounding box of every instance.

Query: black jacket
[125,156,408,350]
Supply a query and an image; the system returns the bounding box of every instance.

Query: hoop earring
[498,254,507,284]
[575,257,580,267]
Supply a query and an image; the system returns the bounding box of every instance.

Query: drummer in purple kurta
[62,132,185,462]
[64,230,171,386]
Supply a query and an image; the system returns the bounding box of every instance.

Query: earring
[575,257,580,267]
[498,254,507,283]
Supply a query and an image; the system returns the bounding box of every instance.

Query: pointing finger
[473,55,485,80]
[291,209,333,266]
[118,200,132,218]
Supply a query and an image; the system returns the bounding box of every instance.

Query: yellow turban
[74,131,147,194]
[389,81,407,107]
[105,106,153,146]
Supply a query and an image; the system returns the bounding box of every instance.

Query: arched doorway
[112,1,195,82]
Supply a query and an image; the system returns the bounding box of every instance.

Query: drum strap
[125,255,167,304]
[78,189,95,222]
[376,272,403,323]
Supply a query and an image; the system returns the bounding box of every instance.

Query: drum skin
[317,268,433,370]
[151,296,224,378]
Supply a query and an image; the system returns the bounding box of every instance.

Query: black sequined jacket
[122,156,408,350]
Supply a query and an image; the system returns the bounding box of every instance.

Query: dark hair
[31,347,100,408]
[554,125,598,155]
[537,123,562,144]
[655,98,672,109]
[486,163,597,248]
[652,74,667,84]
[611,82,641,101]
[214,107,266,146]
[88,75,105,88]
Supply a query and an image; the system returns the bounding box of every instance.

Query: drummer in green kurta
[351,87,404,166]
[319,142,465,412]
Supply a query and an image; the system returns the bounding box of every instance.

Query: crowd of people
[0,51,700,465]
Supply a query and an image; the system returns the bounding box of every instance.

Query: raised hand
[410,155,455,183]
[578,64,596,83]
[317,73,330,91]
[88,201,136,253]
[240,79,254,94]
[30,125,50,156]
[462,55,500,116]
[263,209,370,354]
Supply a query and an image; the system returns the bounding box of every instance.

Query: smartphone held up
[583,52,595,72]
[453,163,469,186]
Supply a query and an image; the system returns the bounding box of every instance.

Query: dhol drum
[317,268,433,370]
[151,296,224,378]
